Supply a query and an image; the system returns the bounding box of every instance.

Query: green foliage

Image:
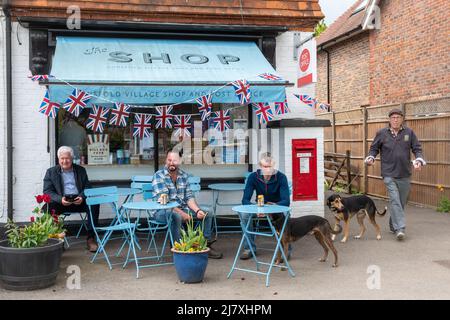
[314,19,327,37]
[437,196,450,213]
[173,214,208,252]
[5,210,66,248]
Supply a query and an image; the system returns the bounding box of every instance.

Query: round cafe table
[227,204,295,287]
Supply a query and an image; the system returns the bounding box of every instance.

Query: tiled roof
[316,0,367,47]
[8,0,324,30]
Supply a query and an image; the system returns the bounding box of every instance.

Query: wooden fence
[316,96,450,208]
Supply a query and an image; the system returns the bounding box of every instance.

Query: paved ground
[1,195,450,300]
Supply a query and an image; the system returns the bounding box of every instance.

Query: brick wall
[369,0,450,105]
[0,23,51,223]
[317,33,370,112]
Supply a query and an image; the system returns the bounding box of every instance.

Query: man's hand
[413,160,422,171]
[61,197,72,206]
[181,211,192,222]
[365,156,374,166]
[73,196,83,205]
[196,210,207,220]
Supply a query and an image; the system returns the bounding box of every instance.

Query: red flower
[30,216,35,222]
[43,194,51,203]
[35,195,44,203]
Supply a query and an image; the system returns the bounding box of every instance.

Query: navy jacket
[242,170,290,206]
[43,164,91,204]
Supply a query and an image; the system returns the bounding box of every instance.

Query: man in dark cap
[365,108,426,240]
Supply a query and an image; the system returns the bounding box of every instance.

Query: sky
[318,0,357,25]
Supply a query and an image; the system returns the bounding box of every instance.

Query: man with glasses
[240,152,290,259]
[365,108,426,240]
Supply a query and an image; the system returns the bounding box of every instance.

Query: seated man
[43,146,100,252]
[240,152,290,260]
[152,149,223,259]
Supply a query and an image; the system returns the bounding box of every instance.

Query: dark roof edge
[317,27,367,51]
[267,118,331,128]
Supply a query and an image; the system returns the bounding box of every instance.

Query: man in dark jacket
[240,152,290,259]
[365,108,425,240]
[43,146,99,252]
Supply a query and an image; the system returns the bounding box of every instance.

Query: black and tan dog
[326,194,387,243]
[272,214,342,268]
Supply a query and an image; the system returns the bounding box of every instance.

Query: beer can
[257,195,264,207]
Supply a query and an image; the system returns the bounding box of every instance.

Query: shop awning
[48,36,289,105]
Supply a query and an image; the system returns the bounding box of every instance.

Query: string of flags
[33,73,331,137]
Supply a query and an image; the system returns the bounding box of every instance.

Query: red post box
[292,139,317,201]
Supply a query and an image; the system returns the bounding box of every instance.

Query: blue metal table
[228,204,295,287]
[208,183,246,237]
[121,201,179,275]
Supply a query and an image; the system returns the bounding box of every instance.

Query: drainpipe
[322,48,331,104]
[3,0,13,220]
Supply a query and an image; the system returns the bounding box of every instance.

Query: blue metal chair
[130,175,153,189]
[85,186,140,278]
[60,211,89,248]
[187,176,214,235]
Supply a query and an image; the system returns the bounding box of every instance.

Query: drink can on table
[257,195,264,207]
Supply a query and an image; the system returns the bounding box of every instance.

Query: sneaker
[389,218,395,234]
[240,249,256,260]
[396,230,406,241]
[87,237,98,252]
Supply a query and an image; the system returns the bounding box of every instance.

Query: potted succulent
[171,216,210,283]
[0,194,66,291]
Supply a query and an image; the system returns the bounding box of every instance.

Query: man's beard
[168,165,177,172]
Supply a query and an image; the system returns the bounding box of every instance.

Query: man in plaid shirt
[152,150,223,259]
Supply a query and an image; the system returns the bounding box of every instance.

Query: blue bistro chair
[84,186,140,278]
[140,183,173,258]
[130,175,153,190]
[187,176,215,235]
[60,211,89,248]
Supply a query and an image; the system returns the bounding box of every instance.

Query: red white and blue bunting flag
[63,88,92,117]
[317,102,331,112]
[173,115,192,138]
[258,73,283,81]
[231,79,251,104]
[252,103,274,124]
[274,100,290,115]
[155,106,173,129]
[109,102,131,127]
[196,95,212,121]
[86,105,109,133]
[211,109,231,132]
[133,114,153,139]
[294,94,316,108]
[29,74,53,81]
[38,90,60,118]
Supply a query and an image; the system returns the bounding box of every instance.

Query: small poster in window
[87,134,110,165]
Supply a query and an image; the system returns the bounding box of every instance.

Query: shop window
[56,108,155,181]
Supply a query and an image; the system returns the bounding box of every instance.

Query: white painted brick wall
[275,31,315,120]
[0,13,7,222]
[1,23,51,223]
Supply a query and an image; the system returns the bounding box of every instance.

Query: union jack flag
[274,100,291,115]
[173,115,192,138]
[294,94,316,108]
[86,105,109,133]
[133,114,153,139]
[109,103,131,127]
[252,103,274,124]
[196,95,212,121]
[211,109,231,132]
[317,102,331,112]
[258,73,283,81]
[63,88,92,116]
[38,90,60,118]
[231,79,251,104]
[29,74,53,81]
[155,106,173,129]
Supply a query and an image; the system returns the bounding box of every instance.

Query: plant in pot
[0,194,66,291]
[171,215,210,283]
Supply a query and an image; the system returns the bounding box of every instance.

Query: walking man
[365,108,426,240]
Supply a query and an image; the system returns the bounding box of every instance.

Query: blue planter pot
[171,248,209,283]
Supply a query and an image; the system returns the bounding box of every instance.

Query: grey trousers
[383,177,411,232]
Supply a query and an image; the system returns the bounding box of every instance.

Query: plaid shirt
[152,166,194,209]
